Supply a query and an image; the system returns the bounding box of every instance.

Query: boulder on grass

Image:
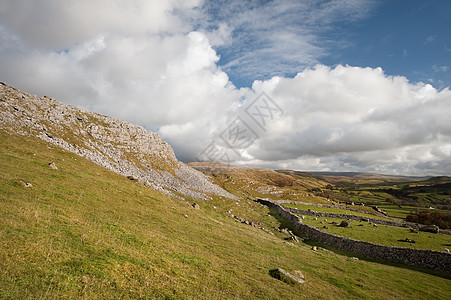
[48,162,58,170]
[419,224,439,233]
[269,268,305,284]
[339,220,350,227]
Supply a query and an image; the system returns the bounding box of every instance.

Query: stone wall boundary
[272,199,389,218]
[284,207,408,227]
[273,200,451,235]
[258,198,451,272]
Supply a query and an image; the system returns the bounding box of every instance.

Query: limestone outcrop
[0,82,236,200]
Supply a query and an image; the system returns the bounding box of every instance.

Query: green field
[1,130,451,299]
[375,204,450,219]
[300,216,451,252]
[284,203,392,221]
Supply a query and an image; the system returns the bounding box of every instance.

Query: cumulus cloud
[239,65,451,175]
[0,0,238,130]
[0,0,198,49]
[0,0,450,176]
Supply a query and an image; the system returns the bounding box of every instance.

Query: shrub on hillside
[406,210,451,229]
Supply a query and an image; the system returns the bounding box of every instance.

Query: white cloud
[0,0,200,49]
[433,65,449,73]
[239,65,451,175]
[199,0,376,81]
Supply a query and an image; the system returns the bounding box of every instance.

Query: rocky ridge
[0,83,235,200]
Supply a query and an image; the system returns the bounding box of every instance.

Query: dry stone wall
[284,207,409,228]
[273,200,386,218]
[258,199,451,272]
[275,200,451,235]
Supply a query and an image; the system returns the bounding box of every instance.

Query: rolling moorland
[301,171,451,222]
[1,83,450,299]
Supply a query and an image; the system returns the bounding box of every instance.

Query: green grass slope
[1,130,450,299]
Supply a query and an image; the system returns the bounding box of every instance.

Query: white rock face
[0,82,236,200]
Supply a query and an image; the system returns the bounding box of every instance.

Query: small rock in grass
[312,246,317,251]
[269,268,305,284]
[283,241,295,246]
[293,270,305,280]
[398,238,416,243]
[48,162,58,170]
[339,220,350,227]
[184,214,188,218]
[318,247,332,253]
[20,180,32,188]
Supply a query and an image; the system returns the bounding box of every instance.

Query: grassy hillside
[1,130,451,299]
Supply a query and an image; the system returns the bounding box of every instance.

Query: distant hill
[189,162,330,202]
[304,171,430,186]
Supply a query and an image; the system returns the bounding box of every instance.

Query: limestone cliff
[0,82,235,200]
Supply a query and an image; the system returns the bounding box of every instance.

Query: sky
[0,0,450,176]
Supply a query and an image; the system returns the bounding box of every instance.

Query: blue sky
[1,0,450,175]
[324,0,451,89]
[207,0,451,89]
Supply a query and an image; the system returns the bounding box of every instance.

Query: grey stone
[269,268,305,284]
[293,270,305,280]
[398,238,416,243]
[339,220,350,227]
[420,225,439,234]
[48,162,58,170]
[20,180,32,187]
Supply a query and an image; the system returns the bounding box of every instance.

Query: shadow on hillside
[267,208,451,280]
